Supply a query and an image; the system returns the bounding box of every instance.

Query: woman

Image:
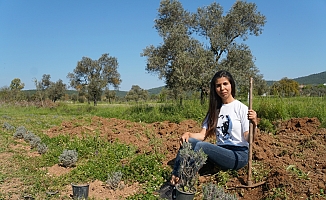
[171,70,258,185]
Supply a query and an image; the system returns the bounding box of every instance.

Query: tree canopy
[125,85,149,102]
[67,53,121,106]
[142,0,266,102]
[270,78,300,97]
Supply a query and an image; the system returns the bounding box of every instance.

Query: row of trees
[0,76,325,104]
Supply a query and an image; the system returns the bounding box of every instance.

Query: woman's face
[215,77,234,104]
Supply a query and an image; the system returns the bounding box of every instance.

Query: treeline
[0,76,325,107]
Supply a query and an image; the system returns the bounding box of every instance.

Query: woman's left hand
[248,109,258,126]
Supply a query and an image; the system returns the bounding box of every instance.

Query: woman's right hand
[179,132,190,146]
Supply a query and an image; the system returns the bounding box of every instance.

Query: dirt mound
[45,116,326,199]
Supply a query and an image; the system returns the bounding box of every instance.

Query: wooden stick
[247,77,253,186]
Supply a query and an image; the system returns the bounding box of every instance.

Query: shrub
[30,136,42,149]
[13,126,27,139]
[106,171,123,190]
[58,149,78,167]
[202,183,238,200]
[259,118,276,134]
[23,131,36,142]
[37,143,48,154]
[3,122,14,131]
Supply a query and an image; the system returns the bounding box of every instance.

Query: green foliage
[286,165,310,180]
[263,186,288,200]
[125,85,149,102]
[216,171,230,186]
[67,53,121,106]
[258,118,276,134]
[142,0,265,102]
[254,96,326,128]
[123,153,166,185]
[270,78,300,97]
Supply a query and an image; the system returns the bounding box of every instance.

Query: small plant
[30,136,42,149]
[58,149,78,167]
[13,126,27,139]
[23,131,36,142]
[177,142,207,193]
[286,165,310,180]
[258,118,276,134]
[202,183,219,199]
[106,171,123,190]
[202,183,238,200]
[37,143,48,154]
[3,122,14,131]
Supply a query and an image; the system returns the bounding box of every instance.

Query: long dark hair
[204,70,236,139]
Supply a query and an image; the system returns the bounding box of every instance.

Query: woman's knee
[188,138,201,150]
[193,141,208,152]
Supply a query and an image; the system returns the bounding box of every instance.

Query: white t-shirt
[203,100,249,147]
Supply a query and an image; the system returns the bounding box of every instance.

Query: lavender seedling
[3,122,14,131]
[13,126,27,139]
[106,171,123,190]
[37,143,48,154]
[58,149,78,168]
[30,136,41,149]
[177,142,207,193]
[23,131,36,142]
[203,183,238,200]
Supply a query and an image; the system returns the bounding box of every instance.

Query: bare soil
[2,116,326,199]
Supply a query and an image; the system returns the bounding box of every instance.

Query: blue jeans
[172,138,249,176]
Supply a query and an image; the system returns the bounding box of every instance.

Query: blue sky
[1,0,325,91]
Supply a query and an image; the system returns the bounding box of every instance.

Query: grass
[254,96,326,128]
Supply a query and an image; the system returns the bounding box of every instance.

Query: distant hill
[147,86,165,95]
[293,71,326,85]
[266,71,326,86]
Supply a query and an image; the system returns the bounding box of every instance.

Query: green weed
[286,165,310,180]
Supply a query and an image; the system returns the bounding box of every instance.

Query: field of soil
[42,116,326,199]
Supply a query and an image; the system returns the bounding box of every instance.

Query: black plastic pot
[71,183,89,200]
[175,185,195,200]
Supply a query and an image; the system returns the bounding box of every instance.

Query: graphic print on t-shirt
[217,114,233,140]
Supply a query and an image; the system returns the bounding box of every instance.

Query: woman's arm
[179,128,206,145]
[244,109,258,142]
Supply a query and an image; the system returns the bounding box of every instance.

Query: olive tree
[270,78,300,97]
[125,85,149,102]
[142,0,266,102]
[9,78,25,100]
[67,53,121,106]
[48,79,67,102]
